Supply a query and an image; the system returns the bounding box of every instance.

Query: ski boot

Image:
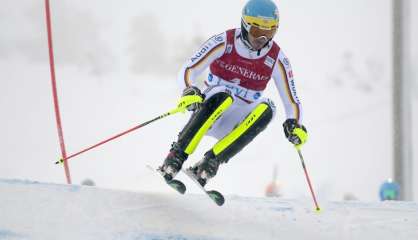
[188,151,220,187]
[159,142,188,181]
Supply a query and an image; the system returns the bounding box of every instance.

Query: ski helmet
[241,0,279,50]
[379,179,400,201]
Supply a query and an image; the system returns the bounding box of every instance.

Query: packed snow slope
[0,179,417,240]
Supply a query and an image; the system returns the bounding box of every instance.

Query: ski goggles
[242,16,278,40]
[242,15,279,30]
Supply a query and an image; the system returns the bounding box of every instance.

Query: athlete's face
[248,25,277,50]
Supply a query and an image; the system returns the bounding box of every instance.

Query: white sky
[1,0,417,201]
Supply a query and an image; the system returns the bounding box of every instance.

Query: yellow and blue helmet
[241,0,279,50]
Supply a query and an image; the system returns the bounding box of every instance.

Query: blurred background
[1,0,416,202]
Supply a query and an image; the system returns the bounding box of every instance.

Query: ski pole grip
[169,107,183,115]
[176,95,203,112]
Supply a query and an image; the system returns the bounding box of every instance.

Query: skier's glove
[177,86,204,112]
[283,119,308,148]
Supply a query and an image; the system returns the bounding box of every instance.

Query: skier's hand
[178,86,204,112]
[283,119,308,148]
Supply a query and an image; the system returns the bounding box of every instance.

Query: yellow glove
[177,86,204,112]
[283,119,308,149]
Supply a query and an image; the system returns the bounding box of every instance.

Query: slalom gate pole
[55,107,184,165]
[45,0,72,183]
[295,147,321,212]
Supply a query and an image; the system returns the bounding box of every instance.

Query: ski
[146,165,186,194]
[146,165,224,206]
[182,167,225,206]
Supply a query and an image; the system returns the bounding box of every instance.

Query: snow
[1,179,417,240]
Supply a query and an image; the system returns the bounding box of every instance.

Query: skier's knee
[245,101,274,134]
[203,90,233,109]
[259,98,276,119]
[203,85,234,101]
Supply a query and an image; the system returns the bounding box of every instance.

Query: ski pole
[295,146,321,212]
[55,95,203,164]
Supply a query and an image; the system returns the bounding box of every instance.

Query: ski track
[0,179,417,240]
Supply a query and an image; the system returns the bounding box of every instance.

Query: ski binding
[146,165,186,194]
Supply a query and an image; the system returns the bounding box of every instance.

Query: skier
[159,0,308,187]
